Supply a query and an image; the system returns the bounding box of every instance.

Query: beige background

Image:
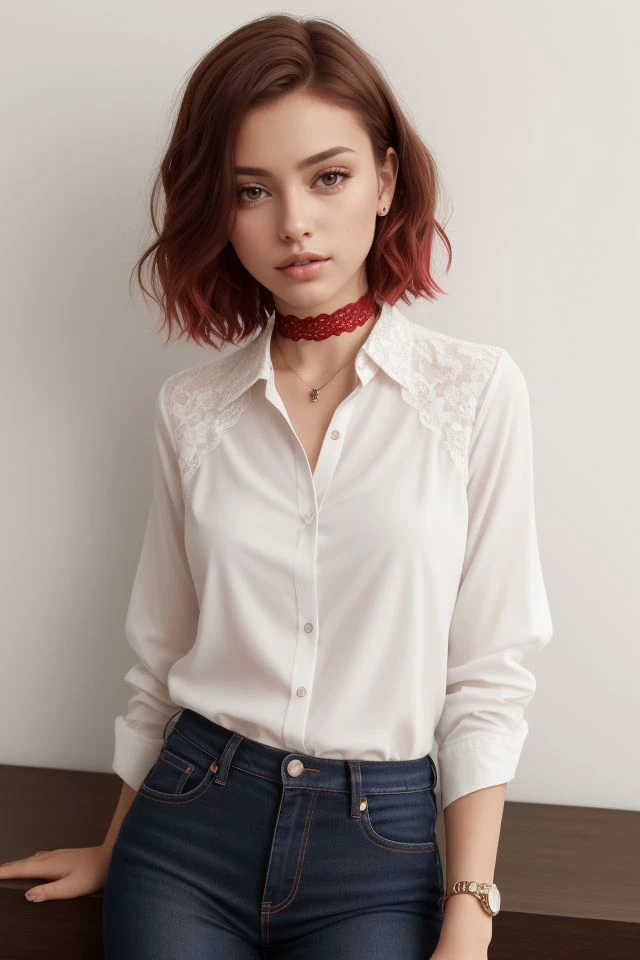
[1,1,637,811]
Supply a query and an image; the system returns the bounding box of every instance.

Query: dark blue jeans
[102,709,444,958]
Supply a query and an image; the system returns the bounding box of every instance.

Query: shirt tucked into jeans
[112,296,553,812]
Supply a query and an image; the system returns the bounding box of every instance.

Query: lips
[277,253,328,269]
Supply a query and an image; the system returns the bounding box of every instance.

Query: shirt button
[303,622,313,633]
[330,430,340,439]
[304,509,315,523]
[357,355,365,368]
[296,686,307,697]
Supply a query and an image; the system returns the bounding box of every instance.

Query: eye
[237,167,353,205]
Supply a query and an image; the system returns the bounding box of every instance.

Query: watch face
[487,884,501,913]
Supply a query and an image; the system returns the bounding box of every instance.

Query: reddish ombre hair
[131,14,452,350]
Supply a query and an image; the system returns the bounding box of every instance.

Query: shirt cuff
[436,726,529,811]
[112,715,166,792]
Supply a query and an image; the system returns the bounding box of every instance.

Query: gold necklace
[272,334,361,402]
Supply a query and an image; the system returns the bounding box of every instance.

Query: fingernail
[26,890,42,902]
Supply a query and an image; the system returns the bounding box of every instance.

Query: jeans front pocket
[138,728,219,804]
[358,786,436,853]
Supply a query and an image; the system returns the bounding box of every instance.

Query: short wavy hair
[131,14,452,350]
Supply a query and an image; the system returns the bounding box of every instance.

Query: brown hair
[131,14,452,350]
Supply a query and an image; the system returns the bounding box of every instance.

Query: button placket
[280,382,365,752]
[312,383,362,508]
[280,448,319,751]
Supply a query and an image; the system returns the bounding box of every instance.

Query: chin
[273,287,336,311]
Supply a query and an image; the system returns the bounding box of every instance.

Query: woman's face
[228,89,397,317]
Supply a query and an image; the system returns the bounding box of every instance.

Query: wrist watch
[440,880,501,917]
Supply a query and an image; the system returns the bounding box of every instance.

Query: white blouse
[112,297,553,811]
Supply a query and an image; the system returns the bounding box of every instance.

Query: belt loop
[428,754,438,790]
[214,732,244,784]
[347,760,363,819]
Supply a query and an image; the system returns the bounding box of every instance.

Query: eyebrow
[234,145,357,177]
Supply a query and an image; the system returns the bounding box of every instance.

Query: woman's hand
[430,907,492,959]
[433,893,492,958]
[0,844,112,901]
[429,946,488,960]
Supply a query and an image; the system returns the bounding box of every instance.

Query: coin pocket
[138,730,219,804]
[359,787,436,852]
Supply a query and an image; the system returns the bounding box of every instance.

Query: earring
[380,206,387,215]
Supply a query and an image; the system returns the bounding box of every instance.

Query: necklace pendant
[310,387,320,402]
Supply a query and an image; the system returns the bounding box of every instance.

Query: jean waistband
[168,708,437,796]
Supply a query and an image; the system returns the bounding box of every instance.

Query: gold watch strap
[440,880,495,911]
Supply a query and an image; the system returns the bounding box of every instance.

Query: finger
[26,874,74,902]
[0,856,62,879]
[0,850,50,870]
[0,859,40,876]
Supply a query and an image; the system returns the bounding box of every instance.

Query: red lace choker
[273,290,379,341]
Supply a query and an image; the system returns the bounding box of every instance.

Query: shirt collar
[216,296,414,412]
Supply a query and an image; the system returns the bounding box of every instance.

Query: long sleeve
[112,377,199,791]
[434,348,553,811]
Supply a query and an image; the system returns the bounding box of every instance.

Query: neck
[270,291,380,379]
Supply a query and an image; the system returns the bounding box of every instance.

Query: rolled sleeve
[112,378,199,791]
[434,349,553,811]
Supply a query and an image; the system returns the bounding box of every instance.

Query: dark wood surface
[435,798,640,923]
[1,763,638,959]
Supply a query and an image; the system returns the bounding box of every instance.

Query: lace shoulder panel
[401,322,503,473]
[163,350,252,488]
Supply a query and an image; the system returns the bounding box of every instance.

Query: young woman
[2,14,553,960]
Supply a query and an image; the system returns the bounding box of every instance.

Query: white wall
[2,1,637,811]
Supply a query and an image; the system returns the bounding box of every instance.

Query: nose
[277,190,314,243]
